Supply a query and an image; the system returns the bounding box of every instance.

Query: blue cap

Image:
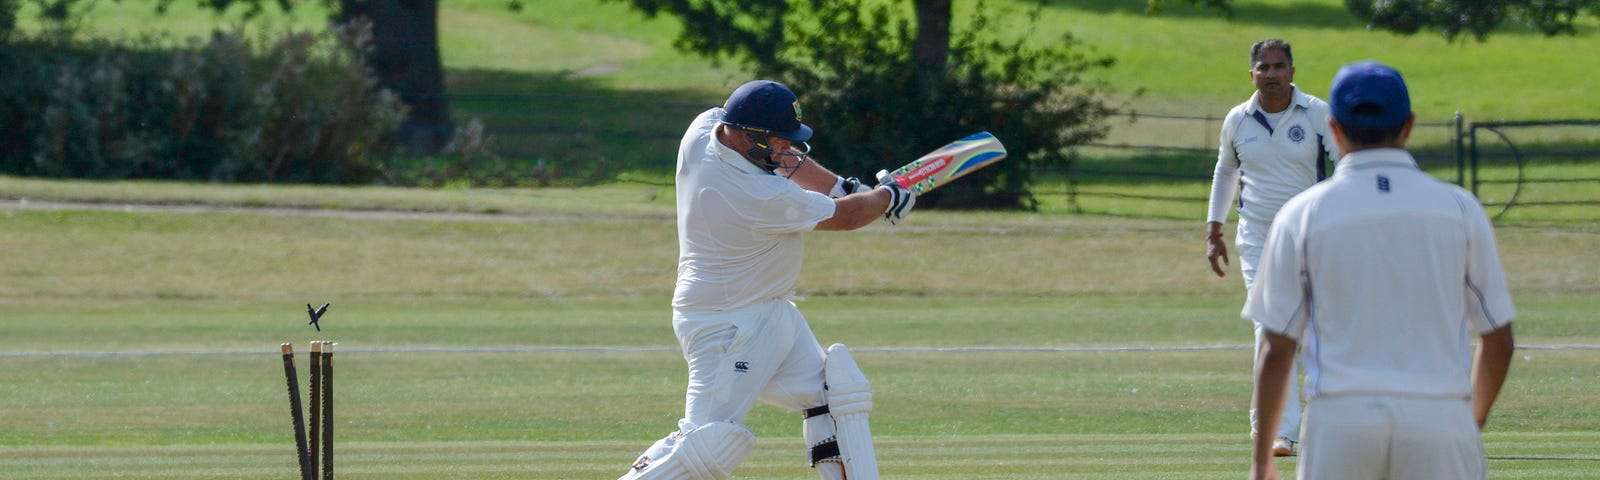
[1330,61,1411,129]
[721,80,813,142]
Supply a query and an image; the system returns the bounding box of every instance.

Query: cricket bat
[884,131,1007,195]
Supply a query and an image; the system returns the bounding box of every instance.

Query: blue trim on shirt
[1251,110,1274,135]
[1315,134,1328,182]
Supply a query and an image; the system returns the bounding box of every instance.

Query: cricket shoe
[1272,437,1296,457]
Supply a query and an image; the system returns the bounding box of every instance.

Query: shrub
[0,0,15,39]
[774,1,1115,209]
[612,0,1117,209]
[0,23,406,183]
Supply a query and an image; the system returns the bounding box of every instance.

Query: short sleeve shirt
[672,108,836,311]
[1244,148,1514,399]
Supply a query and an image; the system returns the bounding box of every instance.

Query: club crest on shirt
[1288,125,1306,143]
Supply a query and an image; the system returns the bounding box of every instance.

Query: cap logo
[792,100,803,122]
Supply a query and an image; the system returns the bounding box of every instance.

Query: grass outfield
[3,300,1599,478]
[3,180,1599,478]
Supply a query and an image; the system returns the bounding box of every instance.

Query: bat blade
[889,131,1007,195]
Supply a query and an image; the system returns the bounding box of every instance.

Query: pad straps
[810,439,841,465]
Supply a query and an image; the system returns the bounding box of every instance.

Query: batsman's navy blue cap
[722,80,813,142]
[1330,61,1411,129]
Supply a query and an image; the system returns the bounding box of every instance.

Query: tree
[334,0,452,152]
[160,0,454,153]
[1345,0,1600,41]
[0,0,16,37]
[611,0,1118,209]
[910,0,950,92]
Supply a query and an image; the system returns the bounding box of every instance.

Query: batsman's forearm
[816,190,890,231]
[1471,325,1515,429]
[788,153,842,194]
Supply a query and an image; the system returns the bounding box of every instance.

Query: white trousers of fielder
[1297,395,1485,479]
[1239,216,1313,443]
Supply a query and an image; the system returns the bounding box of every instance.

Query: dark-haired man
[1206,38,1340,457]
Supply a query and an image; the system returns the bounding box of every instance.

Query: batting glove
[875,169,915,225]
[829,176,871,198]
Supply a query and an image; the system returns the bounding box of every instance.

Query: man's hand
[1249,464,1282,480]
[830,176,870,198]
[1206,223,1230,277]
[1472,324,1515,430]
[875,170,915,225]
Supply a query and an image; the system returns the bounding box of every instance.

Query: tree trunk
[912,0,951,93]
[337,0,452,154]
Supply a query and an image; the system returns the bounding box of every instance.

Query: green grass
[5,1,1599,473]
[3,179,1600,477]
[6,433,1599,479]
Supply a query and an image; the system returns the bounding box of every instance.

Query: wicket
[282,341,336,480]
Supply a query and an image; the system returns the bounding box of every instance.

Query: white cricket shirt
[1208,85,1340,226]
[1244,148,1514,399]
[672,108,836,312]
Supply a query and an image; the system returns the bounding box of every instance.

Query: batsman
[616,80,914,480]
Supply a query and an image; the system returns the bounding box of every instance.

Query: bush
[0,24,405,183]
[613,0,1117,209]
[773,1,1115,209]
[379,118,561,188]
[0,0,15,39]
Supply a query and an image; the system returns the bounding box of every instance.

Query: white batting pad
[803,414,845,480]
[824,343,878,480]
[621,421,754,480]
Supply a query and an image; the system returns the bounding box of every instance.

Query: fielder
[1205,38,1339,457]
[1245,61,1515,480]
[617,80,914,480]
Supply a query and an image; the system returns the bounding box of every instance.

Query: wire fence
[1043,111,1469,216]
[1468,120,1600,221]
[982,110,1598,222]
[448,93,1600,221]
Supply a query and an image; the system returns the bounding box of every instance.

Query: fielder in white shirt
[1206,38,1340,456]
[1245,61,1515,480]
[617,80,914,480]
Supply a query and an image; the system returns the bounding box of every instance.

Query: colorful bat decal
[888,131,1007,195]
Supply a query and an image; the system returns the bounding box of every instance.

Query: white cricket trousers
[1297,395,1486,480]
[673,298,829,430]
[1240,216,1309,442]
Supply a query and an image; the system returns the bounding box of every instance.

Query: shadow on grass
[1034,0,1359,29]
[435,68,720,179]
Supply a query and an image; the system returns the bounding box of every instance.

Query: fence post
[1454,112,1465,187]
[1468,121,1479,198]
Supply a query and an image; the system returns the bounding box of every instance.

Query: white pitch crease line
[2,344,1597,357]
